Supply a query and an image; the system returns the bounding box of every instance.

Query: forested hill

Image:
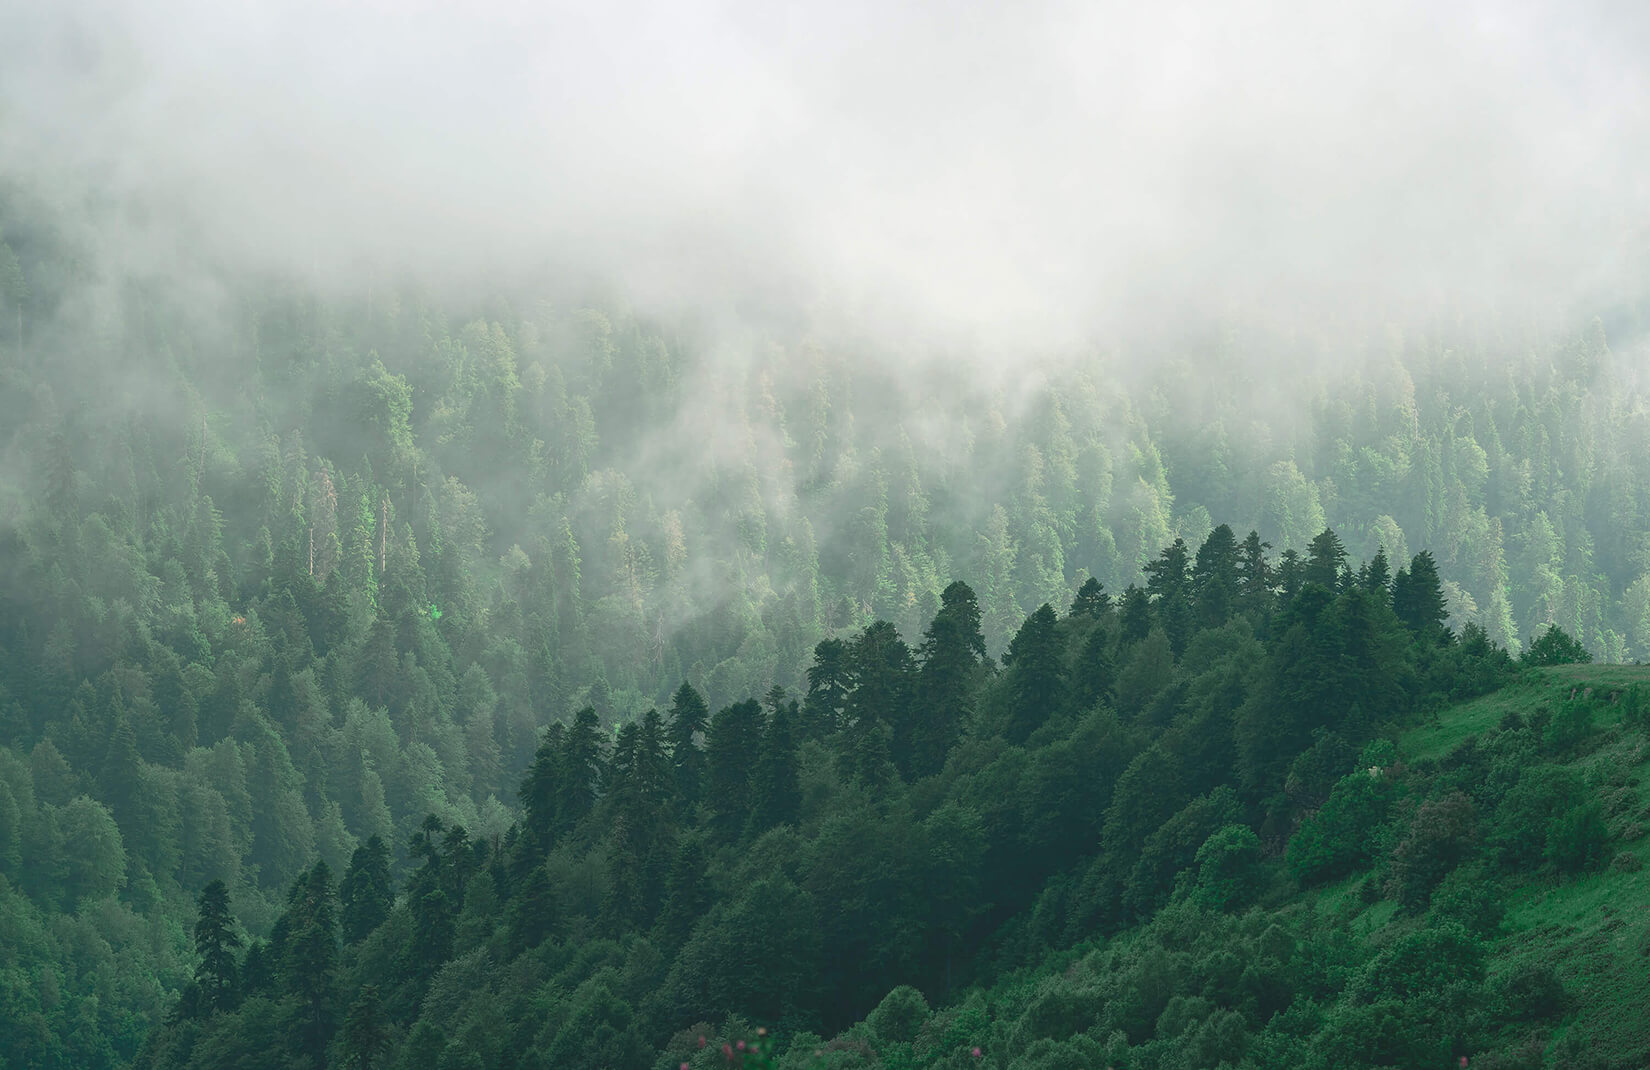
[1,189,1650,1068]
[120,547,1647,1070]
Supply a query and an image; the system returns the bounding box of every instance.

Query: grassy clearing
[1394,665,1650,1064]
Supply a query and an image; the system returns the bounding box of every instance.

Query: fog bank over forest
[3,0,1648,359]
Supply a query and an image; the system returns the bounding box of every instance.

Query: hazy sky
[3,0,1647,348]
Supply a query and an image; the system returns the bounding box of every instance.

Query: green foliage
[4,197,1649,1068]
[1522,624,1593,666]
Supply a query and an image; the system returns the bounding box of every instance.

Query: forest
[4,175,1650,1068]
[6,0,1650,1062]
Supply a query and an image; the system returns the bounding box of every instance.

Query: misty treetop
[123,523,1620,1070]
[0,183,1644,1069]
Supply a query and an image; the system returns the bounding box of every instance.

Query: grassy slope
[1399,665,1650,1063]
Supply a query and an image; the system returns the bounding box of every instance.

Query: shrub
[1521,625,1592,666]
[1545,801,1610,874]
[1388,793,1478,910]
[1286,770,1393,886]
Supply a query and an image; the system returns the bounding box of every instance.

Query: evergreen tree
[1522,623,1592,665]
[1236,530,1274,620]
[519,721,566,854]
[1118,584,1152,647]
[656,834,711,949]
[1192,523,1241,628]
[1393,550,1450,641]
[339,835,393,945]
[747,699,801,834]
[1304,528,1349,591]
[507,864,560,956]
[1069,576,1109,619]
[803,637,851,740]
[1003,603,1064,744]
[555,706,603,837]
[192,879,242,1015]
[281,861,339,1068]
[342,985,389,1070]
[705,699,765,838]
[665,682,708,806]
[1070,622,1117,713]
[909,580,987,778]
[1144,538,1194,653]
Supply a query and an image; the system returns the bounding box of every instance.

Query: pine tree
[1069,576,1109,619]
[1393,550,1450,641]
[909,580,987,778]
[1004,603,1064,744]
[192,879,242,1014]
[1304,528,1349,591]
[1118,584,1152,647]
[1236,530,1274,621]
[281,861,339,1068]
[666,682,708,806]
[1192,524,1241,628]
[342,985,389,1070]
[705,699,764,838]
[519,722,566,854]
[507,864,559,955]
[803,638,851,740]
[656,834,710,949]
[747,699,801,834]
[340,835,393,945]
[555,706,603,837]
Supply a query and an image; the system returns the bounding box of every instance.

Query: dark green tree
[1069,576,1109,619]
[1118,584,1152,647]
[1392,550,1449,641]
[803,638,851,740]
[340,835,393,945]
[705,699,764,838]
[518,722,566,854]
[1192,523,1242,628]
[665,682,709,806]
[1521,623,1592,666]
[341,985,389,1070]
[909,580,987,778]
[747,699,801,834]
[1003,603,1064,744]
[192,879,242,1015]
[555,706,603,837]
[1304,528,1348,591]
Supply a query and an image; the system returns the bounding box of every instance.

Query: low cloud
[3,0,1647,353]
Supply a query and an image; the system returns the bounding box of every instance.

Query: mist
[4,0,1648,356]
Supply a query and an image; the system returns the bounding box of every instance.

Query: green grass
[1401,665,1650,763]
[1392,665,1650,1064]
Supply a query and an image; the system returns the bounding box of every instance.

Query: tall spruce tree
[909,581,986,779]
[192,879,242,1014]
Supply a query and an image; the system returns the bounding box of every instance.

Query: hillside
[72,529,1633,1070]
[673,664,1650,1070]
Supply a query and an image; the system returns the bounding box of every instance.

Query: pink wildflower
[972,1047,982,1058]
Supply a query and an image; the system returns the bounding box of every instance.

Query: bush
[1190,824,1265,911]
[1546,802,1610,874]
[1542,698,1594,754]
[1286,770,1393,886]
[1387,793,1478,910]
[1489,961,1566,1021]
[1521,625,1592,666]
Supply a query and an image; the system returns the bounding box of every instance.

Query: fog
[4,0,1647,354]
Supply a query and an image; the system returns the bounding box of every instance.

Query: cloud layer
[4,0,1647,347]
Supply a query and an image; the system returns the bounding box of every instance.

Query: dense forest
[3,172,1650,1070]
